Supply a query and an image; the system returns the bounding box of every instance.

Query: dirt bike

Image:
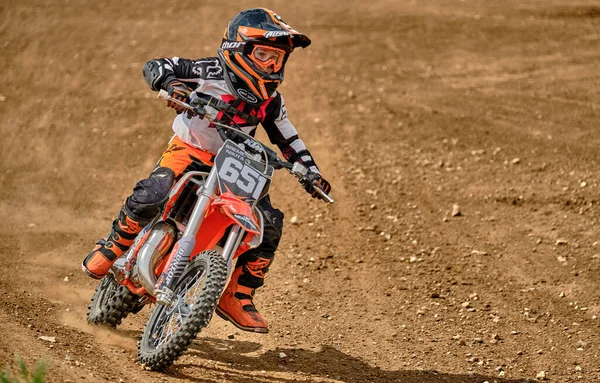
[86,90,334,370]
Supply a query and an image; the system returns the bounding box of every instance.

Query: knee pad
[125,167,175,220]
[257,197,284,235]
[260,217,283,254]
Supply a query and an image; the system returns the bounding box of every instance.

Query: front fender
[190,192,262,257]
[234,208,264,258]
[213,192,261,235]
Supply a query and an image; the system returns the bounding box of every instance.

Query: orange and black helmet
[218,8,311,106]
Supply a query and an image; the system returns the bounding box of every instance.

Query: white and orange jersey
[145,56,320,174]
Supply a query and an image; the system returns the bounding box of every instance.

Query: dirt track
[1,1,600,382]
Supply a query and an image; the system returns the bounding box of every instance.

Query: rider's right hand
[166,81,193,113]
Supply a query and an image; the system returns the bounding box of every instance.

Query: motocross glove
[166,81,193,113]
[302,173,331,200]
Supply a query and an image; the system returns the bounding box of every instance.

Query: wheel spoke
[98,277,115,303]
[157,316,175,346]
[182,270,207,305]
[146,260,211,350]
[152,308,169,347]
[177,303,190,318]
[138,251,228,370]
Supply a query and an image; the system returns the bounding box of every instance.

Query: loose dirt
[1,0,599,382]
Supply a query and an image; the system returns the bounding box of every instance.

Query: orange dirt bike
[86,90,334,370]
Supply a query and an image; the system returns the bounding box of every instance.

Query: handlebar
[157,90,334,204]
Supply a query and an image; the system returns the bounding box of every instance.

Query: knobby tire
[87,274,145,328]
[137,250,228,370]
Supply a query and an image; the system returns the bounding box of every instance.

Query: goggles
[248,45,287,73]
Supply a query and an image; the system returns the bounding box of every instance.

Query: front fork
[154,169,244,305]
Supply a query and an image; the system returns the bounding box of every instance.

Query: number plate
[214,140,272,203]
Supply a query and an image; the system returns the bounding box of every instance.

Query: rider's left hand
[304,173,331,200]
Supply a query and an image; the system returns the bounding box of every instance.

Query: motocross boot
[81,209,147,279]
[216,255,272,333]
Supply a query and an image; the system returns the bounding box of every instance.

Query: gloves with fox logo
[166,81,193,113]
[302,173,331,200]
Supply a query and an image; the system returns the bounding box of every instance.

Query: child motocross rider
[81,8,332,333]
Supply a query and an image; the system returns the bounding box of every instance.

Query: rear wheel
[87,274,147,328]
[137,250,228,370]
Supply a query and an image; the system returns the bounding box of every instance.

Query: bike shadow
[167,337,528,383]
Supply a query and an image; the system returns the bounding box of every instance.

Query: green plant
[0,356,46,383]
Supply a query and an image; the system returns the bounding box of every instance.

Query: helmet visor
[248,45,286,73]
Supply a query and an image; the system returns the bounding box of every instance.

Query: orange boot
[216,257,272,333]
[81,209,146,279]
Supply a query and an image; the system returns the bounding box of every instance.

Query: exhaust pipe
[135,222,177,295]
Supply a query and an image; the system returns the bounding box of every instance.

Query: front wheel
[137,250,228,370]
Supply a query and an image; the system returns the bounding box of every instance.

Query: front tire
[137,250,228,370]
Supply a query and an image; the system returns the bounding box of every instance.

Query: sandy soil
[1,0,599,382]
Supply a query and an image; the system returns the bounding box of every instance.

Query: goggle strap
[220,40,247,53]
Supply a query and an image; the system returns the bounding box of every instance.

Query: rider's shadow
[168,337,529,383]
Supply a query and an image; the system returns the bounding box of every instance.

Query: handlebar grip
[313,186,335,204]
[157,89,193,110]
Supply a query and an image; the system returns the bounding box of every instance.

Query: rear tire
[137,250,227,370]
[87,274,146,328]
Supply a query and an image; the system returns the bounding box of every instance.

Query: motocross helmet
[218,8,311,106]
